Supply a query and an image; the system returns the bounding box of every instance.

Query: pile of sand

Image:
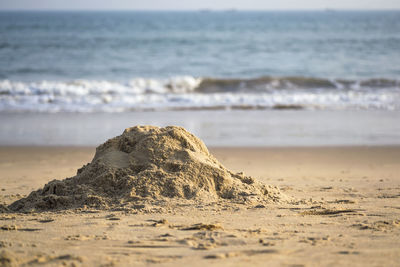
[9,126,285,212]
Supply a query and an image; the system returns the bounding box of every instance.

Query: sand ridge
[7,126,285,212]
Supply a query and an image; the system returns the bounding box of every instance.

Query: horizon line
[1,8,400,12]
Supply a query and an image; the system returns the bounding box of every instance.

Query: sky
[0,0,400,11]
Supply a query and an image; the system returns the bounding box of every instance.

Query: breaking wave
[0,76,399,112]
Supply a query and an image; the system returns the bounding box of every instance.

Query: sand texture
[7,126,283,212]
[0,146,400,266]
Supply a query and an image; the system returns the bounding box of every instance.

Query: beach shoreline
[1,8,400,266]
[2,110,400,147]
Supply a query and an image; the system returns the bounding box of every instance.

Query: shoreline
[1,110,400,147]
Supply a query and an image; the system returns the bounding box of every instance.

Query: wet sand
[1,146,400,266]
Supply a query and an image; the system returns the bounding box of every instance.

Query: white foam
[0,77,399,112]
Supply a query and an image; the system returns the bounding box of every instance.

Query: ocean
[1,10,400,112]
[0,11,399,146]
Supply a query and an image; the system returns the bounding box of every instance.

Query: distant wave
[0,76,399,112]
[196,77,400,93]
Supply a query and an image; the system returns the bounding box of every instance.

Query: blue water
[1,10,400,81]
[0,11,400,112]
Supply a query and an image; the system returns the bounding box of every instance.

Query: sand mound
[9,126,285,212]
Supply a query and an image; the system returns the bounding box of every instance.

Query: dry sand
[1,145,400,266]
[7,126,284,212]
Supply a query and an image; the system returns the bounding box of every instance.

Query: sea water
[0,11,399,145]
[1,10,400,112]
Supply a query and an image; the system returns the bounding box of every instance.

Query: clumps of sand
[9,126,286,212]
[0,204,8,213]
[0,250,17,267]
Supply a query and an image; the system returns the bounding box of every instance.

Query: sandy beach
[1,145,399,266]
[1,6,400,267]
